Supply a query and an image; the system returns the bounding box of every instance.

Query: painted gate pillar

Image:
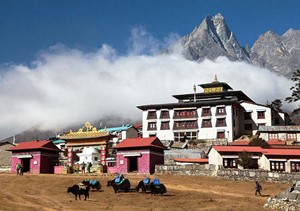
[67,147,73,166]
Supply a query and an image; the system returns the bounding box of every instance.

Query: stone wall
[155,164,216,176]
[0,143,13,168]
[164,149,206,165]
[155,164,300,182]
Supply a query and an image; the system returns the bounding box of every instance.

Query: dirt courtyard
[0,173,289,211]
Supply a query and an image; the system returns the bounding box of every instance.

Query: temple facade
[137,77,288,144]
[59,122,115,166]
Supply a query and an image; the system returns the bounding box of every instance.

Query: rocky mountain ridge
[179,13,300,78]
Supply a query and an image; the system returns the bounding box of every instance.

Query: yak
[107,176,131,193]
[67,184,89,200]
[136,178,151,193]
[150,179,167,195]
[82,179,101,191]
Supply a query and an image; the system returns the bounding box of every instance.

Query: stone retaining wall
[155,164,216,176]
[164,149,206,165]
[155,164,300,182]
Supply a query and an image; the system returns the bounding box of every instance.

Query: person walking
[255,181,262,196]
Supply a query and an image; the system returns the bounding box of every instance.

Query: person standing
[81,162,86,174]
[20,163,24,176]
[75,163,80,174]
[16,163,20,175]
[255,181,262,196]
[87,162,92,173]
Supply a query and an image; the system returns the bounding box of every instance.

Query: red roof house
[208,145,300,173]
[113,137,166,174]
[8,140,61,174]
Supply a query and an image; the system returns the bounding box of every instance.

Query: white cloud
[0,30,296,139]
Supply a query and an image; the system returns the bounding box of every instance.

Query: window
[270,161,285,172]
[216,107,226,115]
[160,110,170,119]
[147,122,157,130]
[201,108,211,117]
[107,161,116,167]
[174,132,197,142]
[291,162,300,172]
[216,118,226,127]
[173,121,198,130]
[268,133,278,140]
[244,124,252,130]
[160,121,170,130]
[201,119,212,128]
[173,110,197,119]
[257,111,265,119]
[244,112,251,120]
[217,131,225,139]
[287,133,297,141]
[147,111,157,119]
[223,158,237,168]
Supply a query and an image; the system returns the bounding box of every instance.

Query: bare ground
[0,173,289,211]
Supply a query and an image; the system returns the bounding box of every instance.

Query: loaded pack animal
[107,174,131,193]
[150,178,167,195]
[136,177,151,193]
[82,179,101,191]
[67,184,90,200]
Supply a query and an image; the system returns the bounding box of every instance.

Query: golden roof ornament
[213,74,219,83]
[60,122,109,139]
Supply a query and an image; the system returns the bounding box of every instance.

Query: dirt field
[0,173,289,211]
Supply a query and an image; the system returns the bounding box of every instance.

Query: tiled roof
[7,140,60,152]
[258,126,300,132]
[100,124,132,132]
[114,137,166,150]
[212,145,300,156]
[230,140,250,146]
[212,146,264,153]
[263,149,300,156]
[173,158,208,163]
[267,140,286,145]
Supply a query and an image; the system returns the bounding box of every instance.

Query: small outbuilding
[113,137,166,174]
[0,141,15,172]
[8,140,61,174]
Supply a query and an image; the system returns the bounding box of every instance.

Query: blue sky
[1,0,300,65]
[0,0,297,139]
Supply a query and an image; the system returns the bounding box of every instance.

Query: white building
[137,78,288,143]
[76,147,100,165]
[208,145,300,173]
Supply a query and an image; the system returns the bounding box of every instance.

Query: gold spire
[213,74,219,83]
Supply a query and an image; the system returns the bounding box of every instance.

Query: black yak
[67,184,89,200]
[82,179,101,191]
[136,178,151,193]
[150,179,167,195]
[107,175,131,193]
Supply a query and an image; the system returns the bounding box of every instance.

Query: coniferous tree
[286,69,300,103]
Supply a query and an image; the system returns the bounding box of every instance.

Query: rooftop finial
[213,74,219,83]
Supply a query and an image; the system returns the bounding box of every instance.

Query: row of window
[173,131,226,142]
[268,133,297,141]
[148,119,227,130]
[147,107,227,120]
[244,111,266,120]
[223,159,300,172]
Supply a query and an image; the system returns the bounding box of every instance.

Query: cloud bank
[0,28,295,139]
